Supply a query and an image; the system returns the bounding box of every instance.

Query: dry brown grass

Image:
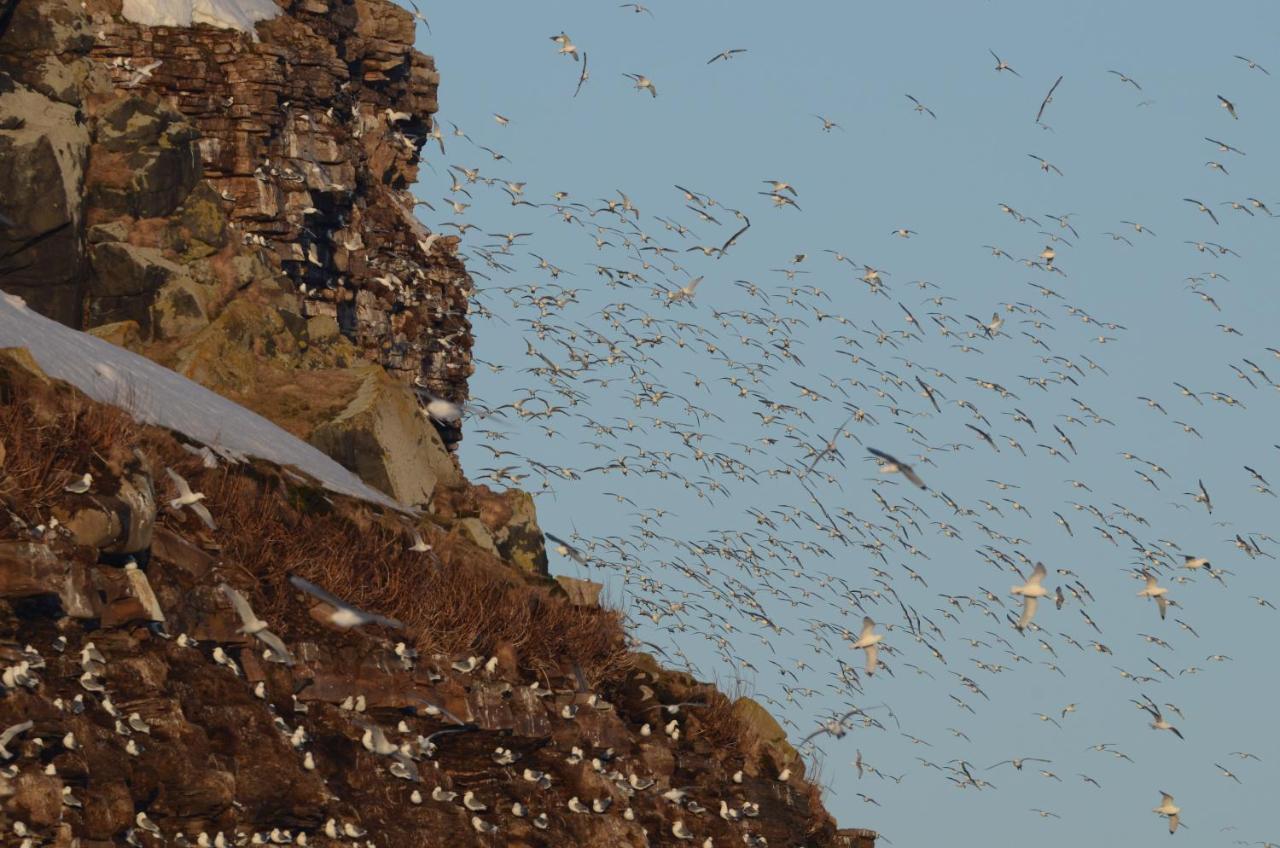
[0,365,145,524]
[0,360,633,686]
[186,460,635,684]
[687,686,756,751]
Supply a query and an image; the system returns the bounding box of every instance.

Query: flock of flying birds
[398,6,1280,844]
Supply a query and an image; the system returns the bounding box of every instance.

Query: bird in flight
[1011,562,1049,631]
[1153,791,1181,834]
[1107,69,1141,89]
[624,73,658,97]
[1217,94,1238,119]
[905,94,937,119]
[707,49,747,64]
[1183,197,1219,225]
[867,447,928,489]
[989,49,1020,76]
[574,52,589,97]
[1234,55,1269,74]
[1036,75,1063,123]
[1028,154,1063,176]
[287,575,404,630]
[1136,572,1170,620]
[1204,136,1245,156]
[852,617,884,675]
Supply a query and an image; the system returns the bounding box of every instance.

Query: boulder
[555,575,603,608]
[453,516,498,556]
[0,540,97,617]
[86,96,201,219]
[732,696,800,770]
[54,466,155,554]
[488,488,549,575]
[151,275,212,340]
[87,241,184,332]
[310,364,459,506]
[88,242,181,298]
[87,319,144,352]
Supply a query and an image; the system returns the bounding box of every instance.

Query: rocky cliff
[0,0,872,845]
[0,0,469,493]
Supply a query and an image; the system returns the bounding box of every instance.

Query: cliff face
[0,0,470,463]
[0,1,871,845]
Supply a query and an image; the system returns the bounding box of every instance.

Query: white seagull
[1137,572,1169,620]
[219,584,295,665]
[165,468,216,530]
[1011,563,1050,630]
[1153,791,1181,834]
[287,575,403,630]
[852,617,883,676]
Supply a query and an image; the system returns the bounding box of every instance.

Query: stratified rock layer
[0,0,472,462]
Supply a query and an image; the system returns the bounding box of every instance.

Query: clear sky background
[409,2,1280,844]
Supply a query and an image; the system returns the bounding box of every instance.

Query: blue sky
[412,2,1280,844]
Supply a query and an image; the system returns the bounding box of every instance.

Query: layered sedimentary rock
[0,0,470,469]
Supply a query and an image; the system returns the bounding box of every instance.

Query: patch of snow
[120,0,279,38]
[0,293,404,512]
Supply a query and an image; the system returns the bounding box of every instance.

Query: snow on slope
[120,0,279,37]
[0,293,402,511]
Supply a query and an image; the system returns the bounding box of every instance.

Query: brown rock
[0,540,97,617]
[0,83,91,326]
[732,696,800,769]
[555,575,603,608]
[86,96,201,219]
[87,320,143,351]
[82,781,133,839]
[150,525,215,579]
[6,772,63,827]
[310,364,459,507]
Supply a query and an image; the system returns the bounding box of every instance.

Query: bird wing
[0,720,32,750]
[719,218,751,254]
[867,447,898,465]
[289,575,404,629]
[289,574,349,608]
[255,628,296,665]
[165,467,192,498]
[1029,562,1047,585]
[864,643,879,676]
[1018,596,1038,629]
[901,465,927,489]
[1036,75,1063,122]
[218,583,259,628]
[1156,595,1167,620]
[190,501,217,531]
[574,53,588,97]
[859,616,876,639]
